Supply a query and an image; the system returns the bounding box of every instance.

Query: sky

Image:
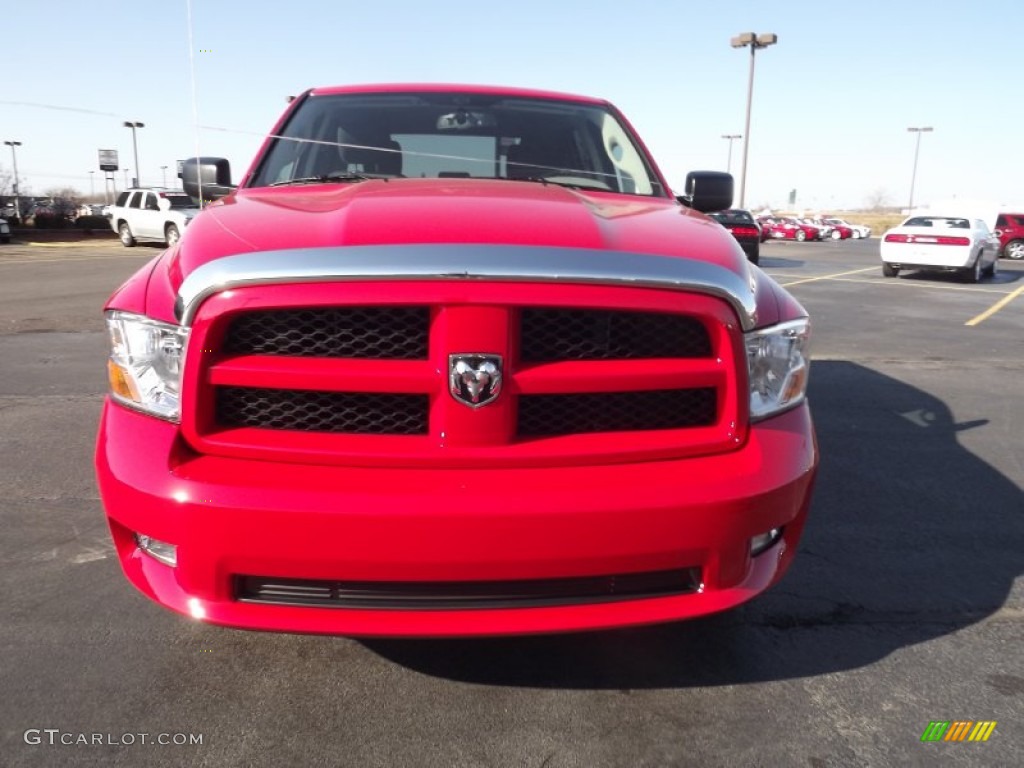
[2,0,1022,212]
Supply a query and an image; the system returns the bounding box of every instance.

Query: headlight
[745,318,810,420]
[105,311,189,421]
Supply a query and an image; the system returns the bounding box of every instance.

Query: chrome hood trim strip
[174,244,757,329]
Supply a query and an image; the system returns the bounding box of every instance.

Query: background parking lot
[1,238,1021,766]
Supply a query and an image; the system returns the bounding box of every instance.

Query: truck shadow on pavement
[363,360,1023,688]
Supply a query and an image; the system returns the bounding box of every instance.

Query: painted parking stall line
[778,266,878,287]
[965,283,1024,326]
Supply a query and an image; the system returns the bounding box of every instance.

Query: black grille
[518,389,716,436]
[520,309,711,361]
[216,387,428,435]
[223,307,429,358]
[235,568,700,610]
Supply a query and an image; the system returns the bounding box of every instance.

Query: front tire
[831,229,842,240]
[165,223,180,246]
[795,230,807,242]
[1004,240,1024,260]
[882,262,899,277]
[118,222,136,247]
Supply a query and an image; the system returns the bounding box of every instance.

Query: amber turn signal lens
[107,359,138,401]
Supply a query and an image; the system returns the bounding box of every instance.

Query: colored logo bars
[921,721,997,742]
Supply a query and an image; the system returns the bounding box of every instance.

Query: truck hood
[169,179,745,287]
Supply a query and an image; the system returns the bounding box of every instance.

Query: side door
[124,191,144,236]
[137,192,162,239]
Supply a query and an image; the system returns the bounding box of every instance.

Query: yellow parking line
[798,276,1008,295]
[22,240,118,248]
[965,284,1024,326]
[779,266,878,287]
[0,254,147,266]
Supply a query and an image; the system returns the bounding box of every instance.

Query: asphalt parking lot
[1,237,1021,767]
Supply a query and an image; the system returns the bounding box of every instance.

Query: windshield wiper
[269,171,377,187]
[510,176,611,192]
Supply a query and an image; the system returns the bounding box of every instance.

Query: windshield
[248,92,666,197]
[903,217,970,229]
[709,210,754,224]
[163,194,195,209]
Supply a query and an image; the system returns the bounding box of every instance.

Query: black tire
[118,222,136,247]
[1004,240,1024,260]
[962,255,982,283]
[795,229,807,242]
[982,255,997,279]
[882,262,899,277]
[165,223,180,246]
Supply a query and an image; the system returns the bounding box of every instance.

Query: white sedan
[880,215,1000,282]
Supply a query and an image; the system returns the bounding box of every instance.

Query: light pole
[4,140,22,218]
[123,168,131,190]
[123,121,144,187]
[906,126,933,214]
[730,32,778,208]
[721,134,742,173]
[88,170,96,199]
[161,165,168,187]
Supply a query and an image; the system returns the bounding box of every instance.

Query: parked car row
[706,210,876,262]
[756,216,871,243]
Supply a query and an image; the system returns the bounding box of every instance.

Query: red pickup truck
[95,84,818,637]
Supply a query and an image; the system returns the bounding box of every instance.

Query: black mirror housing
[181,157,235,201]
[677,171,734,213]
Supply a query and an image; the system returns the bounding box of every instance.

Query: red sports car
[760,217,820,242]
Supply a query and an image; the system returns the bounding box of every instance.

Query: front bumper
[96,400,818,637]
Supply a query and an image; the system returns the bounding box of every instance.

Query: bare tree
[864,187,892,212]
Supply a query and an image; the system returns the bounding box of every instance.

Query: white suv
[109,188,200,247]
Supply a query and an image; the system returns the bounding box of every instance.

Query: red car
[95,84,818,637]
[994,212,1024,260]
[760,217,821,242]
[807,218,852,240]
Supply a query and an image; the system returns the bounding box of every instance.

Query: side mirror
[181,157,235,201]
[676,171,733,213]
